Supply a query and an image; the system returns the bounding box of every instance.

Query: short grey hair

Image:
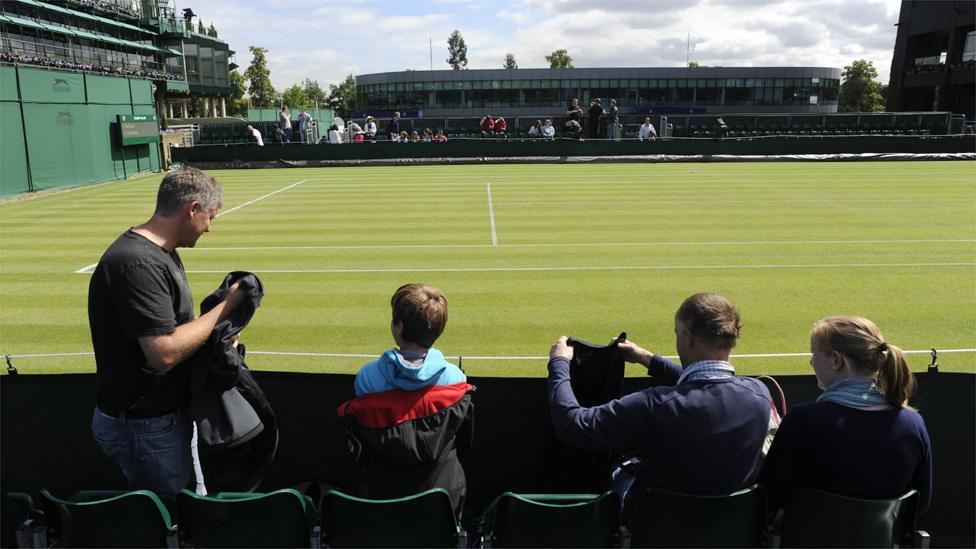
[154,167,222,217]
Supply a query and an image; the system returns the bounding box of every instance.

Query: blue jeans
[92,407,205,496]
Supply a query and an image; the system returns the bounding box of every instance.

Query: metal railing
[0,36,183,80]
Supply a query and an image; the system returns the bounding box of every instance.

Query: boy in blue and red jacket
[338,283,473,514]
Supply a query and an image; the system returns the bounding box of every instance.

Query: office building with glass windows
[355,66,841,118]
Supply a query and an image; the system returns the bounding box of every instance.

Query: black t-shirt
[588,104,604,121]
[567,102,582,122]
[88,230,194,412]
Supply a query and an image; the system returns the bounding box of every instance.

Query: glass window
[599,79,609,87]
[609,79,619,87]
[492,80,501,89]
[424,81,433,90]
[962,31,975,62]
[473,80,482,89]
[502,80,512,89]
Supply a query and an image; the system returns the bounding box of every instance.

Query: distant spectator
[339,284,473,515]
[349,122,365,143]
[246,125,264,146]
[410,130,420,143]
[422,128,433,143]
[494,117,508,138]
[279,106,292,142]
[564,119,583,140]
[400,130,409,143]
[272,126,286,144]
[433,129,448,142]
[639,117,657,141]
[588,97,604,139]
[714,118,730,140]
[566,98,583,127]
[480,115,495,138]
[605,99,619,140]
[365,116,377,141]
[528,120,541,138]
[387,112,401,140]
[296,107,311,143]
[542,118,555,140]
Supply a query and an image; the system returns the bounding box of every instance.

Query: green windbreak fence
[0,65,161,199]
[247,106,334,128]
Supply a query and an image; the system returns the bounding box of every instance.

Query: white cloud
[190,0,902,93]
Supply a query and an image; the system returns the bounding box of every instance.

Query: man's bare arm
[138,284,243,372]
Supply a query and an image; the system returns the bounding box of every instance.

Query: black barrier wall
[171,135,976,166]
[1,371,973,547]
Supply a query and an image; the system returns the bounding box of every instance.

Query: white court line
[72,179,310,273]
[486,182,498,246]
[216,179,308,218]
[172,262,976,275]
[186,238,976,252]
[494,198,967,206]
[6,349,974,361]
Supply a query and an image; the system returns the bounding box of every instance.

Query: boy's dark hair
[391,283,448,348]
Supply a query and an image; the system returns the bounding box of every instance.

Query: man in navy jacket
[547,293,772,521]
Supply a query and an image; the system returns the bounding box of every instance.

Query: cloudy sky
[185,0,902,92]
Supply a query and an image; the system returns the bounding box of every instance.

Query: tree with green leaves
[545,49,573,69]
[446,30,468,70]
[687,61,700,68]
[839,59,885,112]
[244,46,277,107]
[326,74,358,119]
[504,53,517,69]
[227,69,249,117]
[282,84,311,109]
[302,78,327,106]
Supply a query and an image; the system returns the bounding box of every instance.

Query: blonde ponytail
[876,342,915,408]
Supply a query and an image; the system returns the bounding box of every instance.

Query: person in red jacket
[494,117,508,138]
[480,115,494,138]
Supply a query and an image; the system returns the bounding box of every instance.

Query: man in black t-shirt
[588,97,604,139]
[566,98,584,140]
[89,167,243,496]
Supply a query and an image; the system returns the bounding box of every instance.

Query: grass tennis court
[1,161,974,376]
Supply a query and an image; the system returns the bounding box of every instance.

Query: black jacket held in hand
[190,271,278,492]
[545,333,626,493]
[338,382,475,514]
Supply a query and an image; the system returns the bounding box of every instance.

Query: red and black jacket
[337,382,475,513]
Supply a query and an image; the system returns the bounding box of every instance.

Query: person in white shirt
[246,125,263,146]
[364,116,377,141]
[542,118,555,140]
[639,117,657,141]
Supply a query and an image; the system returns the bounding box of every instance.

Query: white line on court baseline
[174,262,976,275]
[493,198,966,206]
[185,238,976,252]
[217,179,308,218]
[5,349,974,361]
[486,182,498,246]
[72,179,311,273]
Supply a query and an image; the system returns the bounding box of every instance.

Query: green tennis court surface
[1,161,974,376]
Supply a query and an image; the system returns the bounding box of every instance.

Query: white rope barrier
[3,349,975,361]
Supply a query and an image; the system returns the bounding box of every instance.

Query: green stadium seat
[629,485,766,548]
[322,488,464,548]
[40,489,178,548]
[2,491,38,548]
[776,488,928,549]
[484,492,620,548]
[178,489,320,548]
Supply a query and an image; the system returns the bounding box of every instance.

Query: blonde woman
[759,316,932,514]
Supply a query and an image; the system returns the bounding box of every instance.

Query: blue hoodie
[354,348,466,397]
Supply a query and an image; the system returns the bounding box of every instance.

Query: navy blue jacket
[548,355,771,507]
[759,401,933,514]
